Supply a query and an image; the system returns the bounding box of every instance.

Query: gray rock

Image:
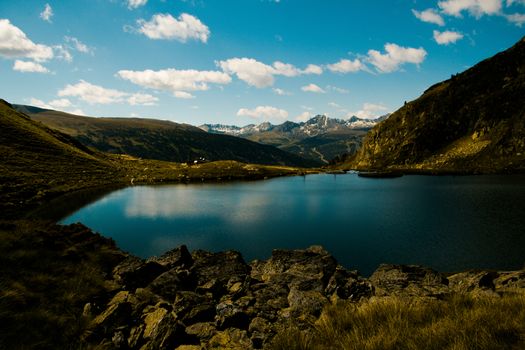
[113,256,166,290]
[150,245,193,270]
[369,264,449,297]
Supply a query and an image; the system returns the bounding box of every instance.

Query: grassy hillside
[16,107,317,168]
[0,99,122,218]
[352,36,525,173]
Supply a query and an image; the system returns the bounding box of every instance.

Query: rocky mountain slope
[353,36,525,173]
[200,115,387,164]
[15,106,317,168]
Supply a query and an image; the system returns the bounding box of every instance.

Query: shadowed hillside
[0,99,121,218]
[353,36,525,173]
[15,107,318,168]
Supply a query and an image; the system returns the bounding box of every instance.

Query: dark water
[61,174,525,276]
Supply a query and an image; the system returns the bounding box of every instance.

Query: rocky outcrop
[82,245,525,349]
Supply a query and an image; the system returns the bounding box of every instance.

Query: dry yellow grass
[272,291,525,350]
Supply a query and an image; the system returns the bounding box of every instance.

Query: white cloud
[433,30,464,45]
[273,88,291,95]
[29,97,84,114]
[13,60,49,73]
[237,106,288,122]
[218,58,275,87]
[53,45,73,62]
[507,0,525,5]
[173,91,195,99]
[128,0,148,9]
[47,98,73,108]
[127,93,159,105]
[117,68,231,98]
[64,36,92,54]
[218,58,323,88]
[328,102,341,108]
[327,58,365,73]
[295,111,312,122]
[304,64,323,75]
[59,81,127,104]
[327,85,350,94]
[40,4,53,23]
[58,80,157,106]
[367,43,427,73]
[301,83,326,93]
[438,0,502,18]
[412,8,445,25]
[347,103,388,119]
[272,61,303,77]
[505,13,525,25]
[137,13,210,43]
[0,19,54,61]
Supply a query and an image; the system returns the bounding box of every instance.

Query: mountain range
[200,114,388,164]
[14,105,317,168]
[353,35,525,173]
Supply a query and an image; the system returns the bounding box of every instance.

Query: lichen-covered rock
[150,245,193,270]
[494,270,525,290]
[147,269,193,301]
[216,300,251,330]
[191,250,250,297]
[370,264,449,297]
[325,266,373,301]
[208,328,252,350]
[251,246,337,288]
[185,322,217,342]
[81,246,525,350]
[448,270,498,292]
[174,291,216,324]
[286,288,328,319]
[113,256,166,290]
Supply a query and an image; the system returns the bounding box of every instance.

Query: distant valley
[200,114,389,164]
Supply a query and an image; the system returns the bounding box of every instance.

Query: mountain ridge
[352,36,525,173]
[13,106,318,168]
[200,114,389,164]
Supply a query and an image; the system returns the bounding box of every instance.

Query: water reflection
[61,174,525,276]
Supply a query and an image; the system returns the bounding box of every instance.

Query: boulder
[173,291,216,324]
[369,264,449,297]
[185,322,217,342]
[448,270,499,293]
[113,256,166,290]
[208,328,252,350]
[216,300,251,330]
[494,270,525,290]
[139,305,195,350]
[150,245,193,270]
[325,266,373,301]
[251,246,337,288]
[147,269,193,301]
[191,250,250,297]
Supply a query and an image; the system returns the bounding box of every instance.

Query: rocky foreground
[81,233,525,349]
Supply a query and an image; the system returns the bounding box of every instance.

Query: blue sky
[0,0,524,126]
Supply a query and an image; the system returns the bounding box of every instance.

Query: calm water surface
[61,174,525,275]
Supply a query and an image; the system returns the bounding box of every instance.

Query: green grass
[0,220,126,349]
[271,292,525,350]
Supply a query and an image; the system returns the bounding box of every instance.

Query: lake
[61,174,525,276]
